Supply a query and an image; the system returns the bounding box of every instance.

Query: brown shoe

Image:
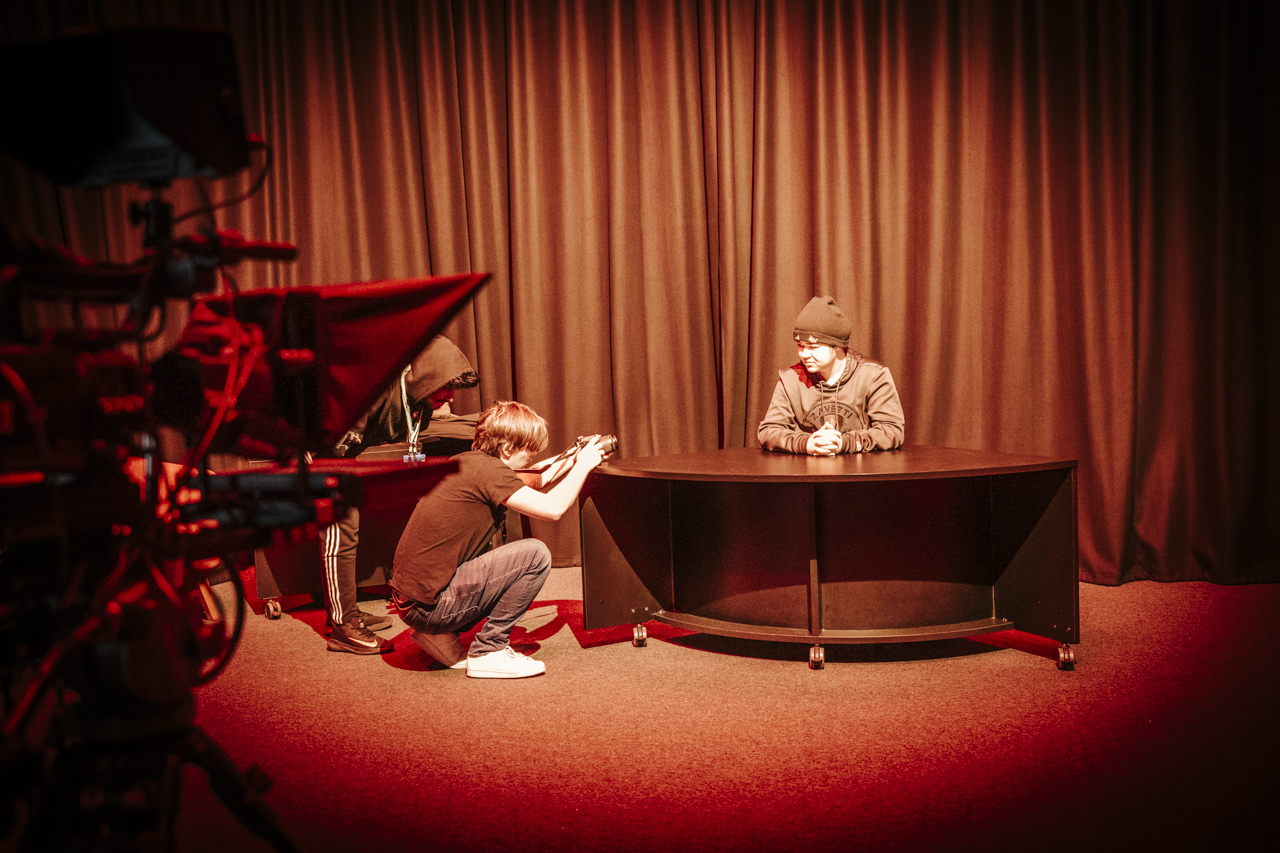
[410,630,466,668]
[325,609,392,632]
[355,609,392,631]
[327,614,393,654]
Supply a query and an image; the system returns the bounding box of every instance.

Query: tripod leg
[183,726,301,853]
[197,580,220,621]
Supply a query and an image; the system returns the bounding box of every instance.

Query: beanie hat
[792,296,851,347]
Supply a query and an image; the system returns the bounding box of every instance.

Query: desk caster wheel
[809,645,825,670]
[264,599,282,620]
[1056,644,1075,671]
[632,624,648,647]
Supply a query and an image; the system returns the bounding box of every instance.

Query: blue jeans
[401,539,552,656]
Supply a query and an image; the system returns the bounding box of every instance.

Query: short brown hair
[472,400,549,458]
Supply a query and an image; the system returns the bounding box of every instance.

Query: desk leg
[970,629,1076,670]
[579,483,670,632]
[808,487,823,670]
[808,559,823,670]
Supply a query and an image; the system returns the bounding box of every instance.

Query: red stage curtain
[2,0,1275,583]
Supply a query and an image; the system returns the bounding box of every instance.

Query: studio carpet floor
[176,568,1280,853]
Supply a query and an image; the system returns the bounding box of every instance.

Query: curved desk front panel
[580,446,1078,647]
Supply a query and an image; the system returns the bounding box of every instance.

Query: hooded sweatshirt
[338,336,479,455]
[757,355,905,454]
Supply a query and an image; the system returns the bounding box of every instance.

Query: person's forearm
[759,423,812,454]
[758,376,811,454]
[858,371,905,450]
[534,453,575,487]
[538,459,594,519]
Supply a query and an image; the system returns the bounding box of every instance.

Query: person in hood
[336,335,481,456]
[323,336,480,654]
[757,296,905,456]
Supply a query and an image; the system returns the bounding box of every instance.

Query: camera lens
[599,434,619,455]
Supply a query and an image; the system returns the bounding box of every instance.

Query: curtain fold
[2,0,1274,582]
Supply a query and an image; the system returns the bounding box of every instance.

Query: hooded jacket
[337,336,479,456]
[757,355,905,454]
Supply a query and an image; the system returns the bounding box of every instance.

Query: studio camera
[0,25,486,853]
[539,434,619,470]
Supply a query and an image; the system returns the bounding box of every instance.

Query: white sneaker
[410,630,466,669]
[466,647,546,679]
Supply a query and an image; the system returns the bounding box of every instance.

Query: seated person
[414,388,482,458]
[758,296,905,455]
[338,335,480,457]
[391,400,609,679]
[322,335,480,654]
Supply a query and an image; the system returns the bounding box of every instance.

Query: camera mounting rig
[1,25,488,851]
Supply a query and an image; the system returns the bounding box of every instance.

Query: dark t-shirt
[391,450,524,605]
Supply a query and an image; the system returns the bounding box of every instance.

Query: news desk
[579,446,1078,669]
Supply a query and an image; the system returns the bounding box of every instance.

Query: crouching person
[391,401,608,678]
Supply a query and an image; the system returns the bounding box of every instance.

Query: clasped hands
[805,420,863,456]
